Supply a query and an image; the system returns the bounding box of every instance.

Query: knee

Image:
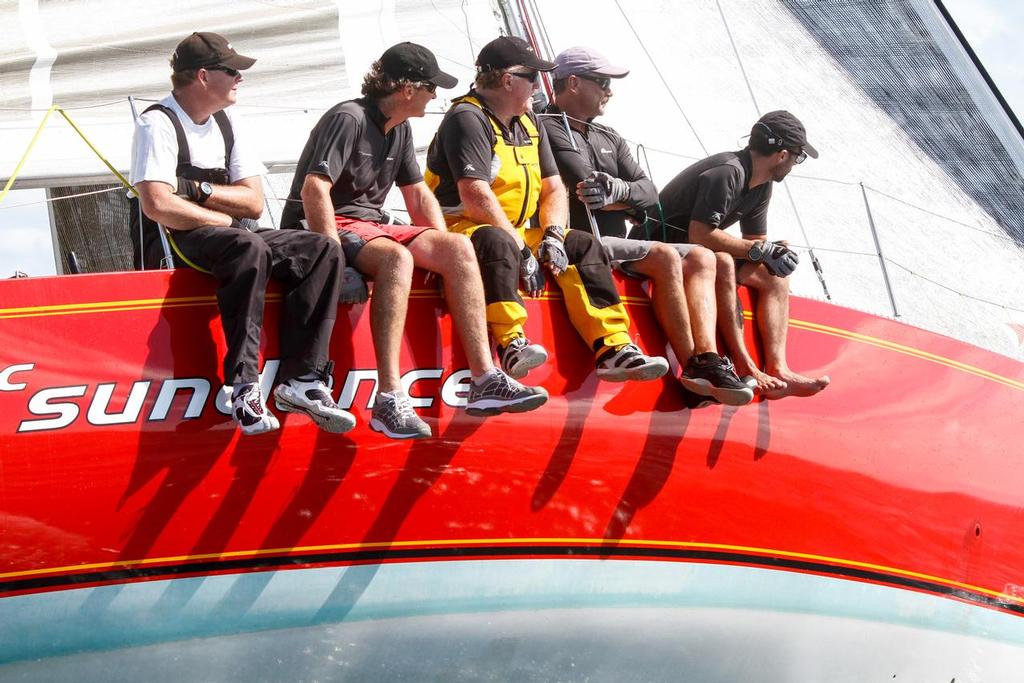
[714,251,735,282]
[236,232,272,267]
[471,225,518,261]
[685,245,716,274]
[645,244,682,281]
[564,230,608,266]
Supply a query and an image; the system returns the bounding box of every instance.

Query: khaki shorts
[601,236,696,277]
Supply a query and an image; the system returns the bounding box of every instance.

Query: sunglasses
[507,69,540,85]
[577,73,611,91]
[413,81,438,93]
[788,148,807,164]
[206,65,240,78]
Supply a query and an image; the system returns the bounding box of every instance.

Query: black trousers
[169,227,343,385]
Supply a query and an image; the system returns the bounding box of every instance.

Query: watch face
[200,182,213,195]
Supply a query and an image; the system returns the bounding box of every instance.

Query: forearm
[689,221,763,258]
[139,185,233,231]
[203,182,264,219]
[458,180,524,248]
[301,183,341,243]
[539,177,568,228]
[402,183,447,230]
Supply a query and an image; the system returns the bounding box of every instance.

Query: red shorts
[336,216,432,249]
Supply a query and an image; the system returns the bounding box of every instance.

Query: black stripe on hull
[3,545,1021,617]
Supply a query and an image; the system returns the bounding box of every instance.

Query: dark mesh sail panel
[49,185,132,273]
[780,0,1024,242]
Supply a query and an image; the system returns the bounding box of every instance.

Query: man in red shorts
[282,42,547,439]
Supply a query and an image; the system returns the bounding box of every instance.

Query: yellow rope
[0,104,136,207]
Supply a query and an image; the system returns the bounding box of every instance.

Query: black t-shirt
[650,149,771,244]
[540,104,658,239]
[425,90,559,211]
[281,98,422,228]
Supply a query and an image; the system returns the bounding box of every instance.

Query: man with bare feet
[644,111,830,398]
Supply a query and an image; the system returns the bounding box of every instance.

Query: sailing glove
[762,241,800,278]
[520,246,546,295]
[175,177,200,203]
[537,225,569,274]
[578,171,630,210]
[339,266,369,304]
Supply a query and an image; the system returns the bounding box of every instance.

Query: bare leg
[354,238,414,394]
[715,253,787,395]
[680,246,718,356]
[627,243,694,362]
[738,263,830,398]
[406,230,494,376]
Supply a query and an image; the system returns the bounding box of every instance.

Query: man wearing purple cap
[541,46,753,408]
[131,32,352,436]
[424,36,668,385]
[649,111,831,399]
[283,42,548,440]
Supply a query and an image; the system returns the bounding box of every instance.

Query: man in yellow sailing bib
[424,37,667,382]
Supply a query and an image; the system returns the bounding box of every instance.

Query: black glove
[537,225,569,274]
[578,171,630,210]
[340,266,369,304]
[519,246,546,294]
[762,241,799,277]
[175,177,200,202]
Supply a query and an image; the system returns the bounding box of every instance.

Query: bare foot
[737,366,787,395]
[764,368,830,399]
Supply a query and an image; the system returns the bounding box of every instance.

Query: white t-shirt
[129,94,265,187]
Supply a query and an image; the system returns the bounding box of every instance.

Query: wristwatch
[747,240,766,262]
[197,181,214,205]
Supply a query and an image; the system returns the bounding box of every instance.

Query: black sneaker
[595,343,669,382]
[681,385,720,410]
[680,353,754,406]
[498,336,548,379]
[466,370,549,417]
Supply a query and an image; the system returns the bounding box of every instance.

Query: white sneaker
[232,382,280,436]
[273,365,355,434]
[370,390,431,439]
[498,336,548,379]
[595,343,669,382]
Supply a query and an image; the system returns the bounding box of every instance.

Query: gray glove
[537,225,569,274]
[762,241,799,278]
[340,266,369,304]
[519,246,546,293]
[578,171,630,210]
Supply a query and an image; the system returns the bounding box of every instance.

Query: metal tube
[861,182,899,317]
[559,112,602,241]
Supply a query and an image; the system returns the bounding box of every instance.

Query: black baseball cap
[751,110,819,158]
[172,32,256,72]
[476,36,555,72]
[380,42,457,88]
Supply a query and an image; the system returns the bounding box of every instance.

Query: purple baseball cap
[552,46,629,80]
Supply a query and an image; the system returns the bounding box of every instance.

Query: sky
[0,0,1022,278]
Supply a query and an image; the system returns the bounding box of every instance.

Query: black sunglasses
[577,73,611,91]
[788,148,807,164]
[507,70,540,85]
[413,81,438,93]
[206,65,240,78]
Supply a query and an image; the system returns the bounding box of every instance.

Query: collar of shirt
[358,97,391,134]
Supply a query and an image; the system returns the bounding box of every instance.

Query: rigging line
[0,99,129,112]
[461,0,476,58]
[862,184,1017,243]
[714,0,830,300]
[612,0,707,156]
[428,0,471,40]
[884,257,1024,314]
[0,186,122,210]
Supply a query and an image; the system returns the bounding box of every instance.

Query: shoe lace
[392,392,416,420]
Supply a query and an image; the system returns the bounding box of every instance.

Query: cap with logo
[380,42,458,89]
[552,46,629,80]
[476,36,555,72]
[172,32,256,72]
[750,110,818,158]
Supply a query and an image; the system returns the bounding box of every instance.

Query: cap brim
[221,54,257,70]
[593,65,630,78]
[804,141,819,159]
[429,70,459,89]
[522,55,557,72]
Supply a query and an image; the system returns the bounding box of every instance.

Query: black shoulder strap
[143,104,190,176]
[212,110,234,166]
[143,104,234,177]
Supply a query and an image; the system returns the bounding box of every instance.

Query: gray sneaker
[466,370,548,417]
[370,390,431,439]
[273,363,356,434]
[498,336,548,379]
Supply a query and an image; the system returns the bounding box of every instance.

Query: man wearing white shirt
[131,32,352,436]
